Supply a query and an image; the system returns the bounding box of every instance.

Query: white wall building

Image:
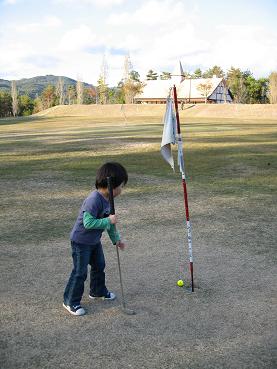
[134,76,233,104]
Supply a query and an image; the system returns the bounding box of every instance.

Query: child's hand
[116,240,126,250]
[109,214,117,224]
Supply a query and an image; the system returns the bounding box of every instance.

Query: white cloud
[105,0,277,80]
[13,16,62,32]
[0,15,63,80]
[3,0,18,4]
[105,0,202,80]
[209,25,277,76]
[89,0,125,5]
[44,16,62,27]
[59,25,98,52]
[107,0,194,26]
[1,0,276,85]
[55,0,125,6]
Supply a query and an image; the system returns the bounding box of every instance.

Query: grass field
[1,109,276,369]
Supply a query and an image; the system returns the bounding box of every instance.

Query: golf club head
[185,282,200,293]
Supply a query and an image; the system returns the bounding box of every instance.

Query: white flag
[161,97,177,171]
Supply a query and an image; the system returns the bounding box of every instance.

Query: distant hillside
[0,75,94,99]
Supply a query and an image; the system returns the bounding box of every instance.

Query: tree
[33,97,43,113]
[192,68,203,78]
[56,77,65,105]
[97,76,108,105]
[120,54,144,104]
[11,80,18,117]
[121,70,144,104]
[123,77,144,104]
[18,95,34,115]
[203,65,225,78]
[83,87,96,104]
[108,85,125,104]
[129,70,141,82]
[146,69,158,80]
[245,76,269,104]
[196,80,213,103]
[41,85,56,109]
[97,76,108,104]
[97,55,109,104]
[226,67,248,103]
[269,72,277,104]
[76,79,84,104]
[260,78,269,104]
[160,72,172,80]
[67,85,76,105]
[123,54,133,81]
[0,91,12,117]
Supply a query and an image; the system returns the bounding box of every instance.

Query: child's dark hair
[95,162,128,189]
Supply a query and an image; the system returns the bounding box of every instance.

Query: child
[63,162,128,316]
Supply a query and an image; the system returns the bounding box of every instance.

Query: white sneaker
[89,292,116,301]
[63,303,86,316]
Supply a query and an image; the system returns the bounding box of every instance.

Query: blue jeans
[63,241,108,306]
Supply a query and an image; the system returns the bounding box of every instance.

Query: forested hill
[0,75,93,99]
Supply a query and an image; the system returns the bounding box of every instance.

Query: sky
[0,0,277,86]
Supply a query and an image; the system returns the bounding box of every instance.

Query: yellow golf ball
[177,279,184,287]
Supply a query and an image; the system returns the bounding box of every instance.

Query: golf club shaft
[107,176,127,309]
[116,244,126,309]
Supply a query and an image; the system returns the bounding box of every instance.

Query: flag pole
[172,85,194,292]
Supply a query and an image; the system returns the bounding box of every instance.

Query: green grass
[1,114,276,244]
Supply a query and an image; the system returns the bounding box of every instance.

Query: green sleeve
[107,224,121,245]
[83,211,111,230]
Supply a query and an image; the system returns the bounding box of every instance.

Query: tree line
[1,65,277,118]
[148,66,276,104]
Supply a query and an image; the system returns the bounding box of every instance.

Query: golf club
[107,176,135,315]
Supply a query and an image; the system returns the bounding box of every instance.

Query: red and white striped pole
[172,85,194,292]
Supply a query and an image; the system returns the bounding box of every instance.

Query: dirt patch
[1,180,276,369]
